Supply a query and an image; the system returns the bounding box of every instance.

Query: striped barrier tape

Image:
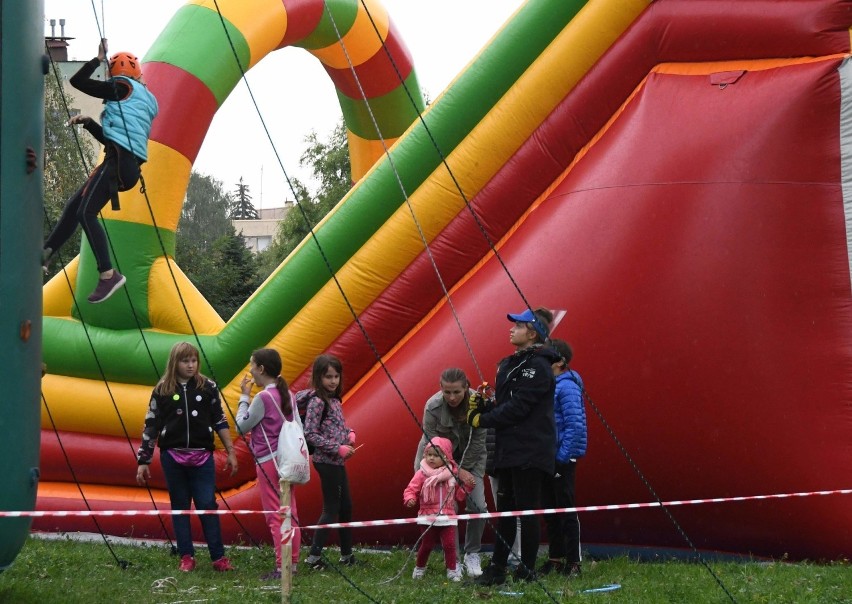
[3,488,849,527]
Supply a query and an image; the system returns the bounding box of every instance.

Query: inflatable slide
[22,0,852,562]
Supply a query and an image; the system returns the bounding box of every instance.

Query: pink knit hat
[425,436,454,462]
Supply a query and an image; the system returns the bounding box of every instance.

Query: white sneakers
[463,553,483,578]
[413,564,462,581]
[413,558,477,581]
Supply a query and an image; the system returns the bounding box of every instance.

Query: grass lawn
[0,535,850,603]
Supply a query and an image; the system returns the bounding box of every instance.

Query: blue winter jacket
[554,369,587,463]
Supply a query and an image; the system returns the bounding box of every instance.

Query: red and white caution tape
[3,488,849,528]
[306,487,852,530]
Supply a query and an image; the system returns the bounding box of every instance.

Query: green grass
[1,536,850,603]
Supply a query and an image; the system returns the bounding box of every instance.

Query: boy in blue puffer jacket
[540,338,587,578]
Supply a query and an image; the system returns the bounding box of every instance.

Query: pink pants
[257,458,300,568]
[416,525,458,570]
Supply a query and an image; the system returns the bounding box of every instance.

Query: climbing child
[43,41,158,303]
[404,436,471,581]
[303,354,358,569]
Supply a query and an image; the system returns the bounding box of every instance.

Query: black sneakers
[564,562,582,578]
[474,562,507,586]
[512,564,537,582]
[538,559,565,575]
[88,271,126,303]
[306,557,327,571]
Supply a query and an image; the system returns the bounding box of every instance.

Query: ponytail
[275,375,292,416]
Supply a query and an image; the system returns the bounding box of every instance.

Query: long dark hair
[251,348,292,416]
[310,354,343,402]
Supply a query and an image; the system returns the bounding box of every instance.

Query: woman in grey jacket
[413,368,487,577]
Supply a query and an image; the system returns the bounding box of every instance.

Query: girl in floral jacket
[303,354,357,569]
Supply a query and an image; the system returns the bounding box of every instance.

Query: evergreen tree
[176,172,258,320]
[194,228,259,320]
[229,177,259,219]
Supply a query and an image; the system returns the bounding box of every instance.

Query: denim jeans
[160,450,224,560]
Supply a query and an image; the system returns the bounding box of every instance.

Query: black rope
[351,3,737,600]
[40,393,130,569]
[80,4,268,549]
[43,44,175,551]
[574,375,737,603]
[203,1,549,597]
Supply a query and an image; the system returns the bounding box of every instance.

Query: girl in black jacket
[136,342,237,572]
[469,307,560,585]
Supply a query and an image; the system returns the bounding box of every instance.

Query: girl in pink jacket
[404,436,471,581]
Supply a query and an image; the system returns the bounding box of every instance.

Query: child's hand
[240,374,253,396]
[338,445,355,459]
[68,115,91,126]
[405,499,416,508]
[136,465,150,485]
[225,449,239,476]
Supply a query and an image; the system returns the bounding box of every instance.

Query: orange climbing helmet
[108,51,142,80]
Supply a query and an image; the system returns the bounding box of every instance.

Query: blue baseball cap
[507,309,550,341]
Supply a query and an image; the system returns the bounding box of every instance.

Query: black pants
[44,146,140,273]
[309,462,352,557]
[541,461,581,563]
[492,466,547,572]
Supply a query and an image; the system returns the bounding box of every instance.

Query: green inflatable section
[42,0,587,388]
[0,0,44,571]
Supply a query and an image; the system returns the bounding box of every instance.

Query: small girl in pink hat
[404,436,471,581]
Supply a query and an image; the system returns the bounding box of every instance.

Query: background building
[46,21,107,128]
[232,204,292,252]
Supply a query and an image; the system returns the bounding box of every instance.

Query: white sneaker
[412,566,426,579]
[464,552,483,577]
[447,565,462,582]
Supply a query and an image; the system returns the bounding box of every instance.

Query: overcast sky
[43,0,522,209]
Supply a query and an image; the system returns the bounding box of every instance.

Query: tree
[229,177,259,219]
[176,171,258,320]
[191,228,259,320]
[257,120,352,278]
[178,172,234,250]
[43,63,97,278]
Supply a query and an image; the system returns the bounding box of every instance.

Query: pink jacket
[403,436,470,517]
